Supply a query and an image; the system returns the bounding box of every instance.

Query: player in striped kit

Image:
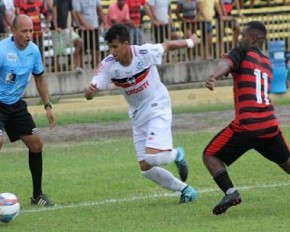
[204,21,290,215]
[85,24,198,203]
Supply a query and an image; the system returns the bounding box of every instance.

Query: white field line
[21,181,290,214]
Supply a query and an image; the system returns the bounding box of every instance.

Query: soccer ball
[0,193,20,223]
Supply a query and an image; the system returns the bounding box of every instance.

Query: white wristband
[186,39,194,48]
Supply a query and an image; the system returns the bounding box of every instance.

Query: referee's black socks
[28,151,43,199]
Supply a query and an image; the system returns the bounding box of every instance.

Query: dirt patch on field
[39,105,290,143]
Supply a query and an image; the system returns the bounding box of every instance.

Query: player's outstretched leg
[213,190,242,215]
[180,185,198,203]
[175,147,189,182]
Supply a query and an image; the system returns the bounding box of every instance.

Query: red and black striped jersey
[225,46,279,138]
[19,0,50,38]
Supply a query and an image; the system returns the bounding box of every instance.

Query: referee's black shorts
[203,125,290,165]
[0,100,38,142]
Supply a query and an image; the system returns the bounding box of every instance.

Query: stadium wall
[24,60,221,98]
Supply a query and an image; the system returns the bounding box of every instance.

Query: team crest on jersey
[135,61,144,70]
[139,49,148,54]
[7,53,17,61]
[127,77,135,84]
[114,69,121,77]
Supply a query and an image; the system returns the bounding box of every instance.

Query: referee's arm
[34,73,56,128]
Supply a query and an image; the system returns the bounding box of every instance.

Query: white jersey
[91,43,171,126]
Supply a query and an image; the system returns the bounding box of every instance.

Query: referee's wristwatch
[44,102,52,110]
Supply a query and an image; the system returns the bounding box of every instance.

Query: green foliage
[1,128,290,231]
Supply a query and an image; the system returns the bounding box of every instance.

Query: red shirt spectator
[19,0,51,38]
[14,0,25,14]
[106,0,131,28]
[126,0,146,27]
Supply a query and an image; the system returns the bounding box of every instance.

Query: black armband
[44,103,52,110]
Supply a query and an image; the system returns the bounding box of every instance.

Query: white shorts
[133,114,173,162]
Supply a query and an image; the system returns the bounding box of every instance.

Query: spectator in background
[175,0,200,60]
[106,0,132,29]
[198,0,226,59]
[0,0,13,34]
[18,0,52,58]
[44,0,53,15]
[126,0,150,45]
[13,0,25,14]
[175,0,200,39]
[50,0,83,72]
[72,0,105,69]
[147,0,179,43]
[219,0,244,47]
[3,0,15,32]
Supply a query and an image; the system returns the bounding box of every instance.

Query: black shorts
[0,100,37,142]
[203,126,290,165]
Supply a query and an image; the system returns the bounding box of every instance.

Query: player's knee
[144,150,176,166]
[28,141,43,153]
[279,158,290,174]
[139,160,152,171]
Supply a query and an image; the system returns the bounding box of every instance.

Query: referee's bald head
[13,14,33,29]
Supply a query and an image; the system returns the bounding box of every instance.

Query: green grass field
[1,102,290,231]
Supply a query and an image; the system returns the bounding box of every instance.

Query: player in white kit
[85,24,198,203]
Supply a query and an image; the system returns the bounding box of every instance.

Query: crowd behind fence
[1,13,289,74]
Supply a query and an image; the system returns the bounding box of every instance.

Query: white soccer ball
[0,192,20,223]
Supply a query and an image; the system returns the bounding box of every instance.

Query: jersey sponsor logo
[7,53,17,61]
[139,49,148,54]
[125,80,149,95]
[105,56,114,62]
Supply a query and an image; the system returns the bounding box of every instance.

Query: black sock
[29,151,43,199]
[213,169,234,194]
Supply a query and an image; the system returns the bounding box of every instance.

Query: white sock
[144,150,178,166]
[226,187,236,195]
[141,166,186,192]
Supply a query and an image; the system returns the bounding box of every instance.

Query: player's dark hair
[105,24,130,44]
[246,21,267,39]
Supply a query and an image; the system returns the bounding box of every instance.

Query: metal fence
[2,13,289,73]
